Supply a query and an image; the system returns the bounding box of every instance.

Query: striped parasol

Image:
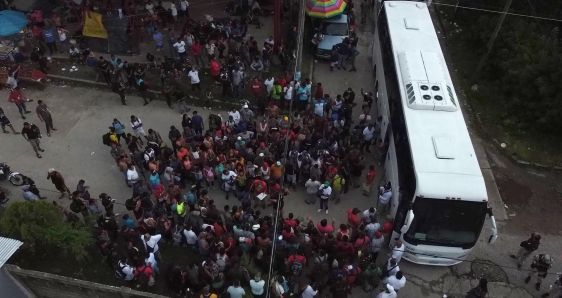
[306,0,347,18]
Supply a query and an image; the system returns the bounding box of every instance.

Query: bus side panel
[372,29,391,147]
[385,133,400,218]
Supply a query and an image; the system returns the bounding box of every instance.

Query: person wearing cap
[376,283,397,298]
[317,181,332,214]
[21,122,45,158]
[525,253,553,290]
[47,168,71,199]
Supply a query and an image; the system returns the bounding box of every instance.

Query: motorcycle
[0,163,29,186]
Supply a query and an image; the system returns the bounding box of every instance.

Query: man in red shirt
[250,77,263,105]
[209,57,221,81]
[250,177,267,209]
[347,208,362,228]
[8,87,31,119]
[316,218,334,235]
[283,212,298,228]
[287,250,307,276]
[363,165,377,196]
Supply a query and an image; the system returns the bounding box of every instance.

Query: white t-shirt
[183,229,198,245]
[145,3,155,14]
[226,286,246,298]
[363,126,375,141]
[228,110,241,124]
[145,252,157,268]
[386,275,406,291]
[264,78,274,94]
[371,236,385,253]
[188,70,200,84]
[318,185,332,199]
[305,180,321,194]
[58,29,67,42]
[180,0,189,10]
[379,188,392,205]
[119,261,135,281]
[170,4,178,16]
[127,168,139,181]
[376,290,397,298]
[386,260,400,276]
[142,234,162,253]
[301,285,318,298]
[173,40,186,53]
[284,86,293,100]
[392,243,405,263]
[250,279,265,295]
[314,101,325,117]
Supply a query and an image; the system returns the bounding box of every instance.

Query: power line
[433,1,562,23]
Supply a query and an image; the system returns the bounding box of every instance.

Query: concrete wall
[4,265,167,298]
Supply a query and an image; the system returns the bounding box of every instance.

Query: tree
[0,201,93,261]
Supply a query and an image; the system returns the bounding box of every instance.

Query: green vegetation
[436,0,562,166]
[0,201,93,261]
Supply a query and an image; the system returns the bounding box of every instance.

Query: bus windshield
[404,198,487,249]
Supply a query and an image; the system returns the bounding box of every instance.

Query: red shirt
[347,209,362,227]
[213,222,225,237]
[251,80,262,96]
[191,42,202,56]
[366,169,377,184]
[251,179,267,194]
[8,89,25,104]
[287,254,306,265]
[316,223,334,234]
[283,218,297,228]
[210,60,220,77]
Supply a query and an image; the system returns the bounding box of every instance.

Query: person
[466,278,488,298]
[301,282,318,298]
[525,254,553,291]
[250,273,266,298]
[362,165,377,196]
[391,239,405,263]
[370,231,384,261]
[0,107,19,134]
[173,38,187,60]
[21,122,44,158]
[47,168,71,199]
[384,271,406,292]
[111,119,126,143]
[141,233,162,257]
[378,182,392,213]
[226,280,246,298]
[180,0,189,17]
[36,100,56,137]
[8,87,31,119]
[191,110,204,135]
[376,284,397,298]
[361,123,376,153]
[384,258,400,278]
[115,81,127,105]
[317,181,332,214]
[126,163,140,186]
[511,232,541,269]
[21,184,40,201]
[130,115,146,140]
[187,67,201,91]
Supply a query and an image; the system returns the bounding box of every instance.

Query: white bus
[371,1,497,266]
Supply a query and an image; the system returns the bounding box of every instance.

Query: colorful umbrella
[0,10,28,37]
[306,0,347,18]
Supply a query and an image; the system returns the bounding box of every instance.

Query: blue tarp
[0,10,28,37]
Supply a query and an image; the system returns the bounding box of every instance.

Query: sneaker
[36,154,42,158]
[317,209,321,213]
[509,254,517,259]
[535,283,541,291]
[325,210,329,214]
[524,276,531,284]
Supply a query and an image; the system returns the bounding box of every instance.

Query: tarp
[0,10,28,37]
[82,11,107,39]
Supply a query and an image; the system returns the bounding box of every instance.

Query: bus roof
[384,1,487,201]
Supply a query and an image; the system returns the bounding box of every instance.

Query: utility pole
[472,0,513,82]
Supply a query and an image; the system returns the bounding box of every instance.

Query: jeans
[319,198,328,210]
[44,116,54,134]
[15,102,27,116]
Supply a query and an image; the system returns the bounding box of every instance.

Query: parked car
[315,14,349,59]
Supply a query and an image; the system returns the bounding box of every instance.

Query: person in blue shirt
[42,26,58,56]
[111,118,126,143]
[296,83,308,111]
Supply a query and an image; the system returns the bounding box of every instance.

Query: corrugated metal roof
[0,237,23,268]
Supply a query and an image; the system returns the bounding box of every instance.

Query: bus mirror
[400,210,414,234]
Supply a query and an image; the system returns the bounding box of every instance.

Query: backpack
[102,132,111,146]
[114,263,127,280]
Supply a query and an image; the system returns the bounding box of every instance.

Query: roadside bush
[0,201,93,261]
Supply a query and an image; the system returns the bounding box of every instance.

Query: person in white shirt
[385,258,400,277]
[141,233,162,256]
[384,271,406,292]
[362,207,377,223]
[391,240,405,263]
[301,283,318,298]
[304,178,321,204]
[126,164,140,186]
[361,123,376,153]
[145,1,155,15]
[228,109,241,124]
[170,3,178,21]
[221,170,237,200]
[145,252,159,274]
[272,276,286,297]
[317,182,332,214]
[187,68,201,91]
[370,231,385,261]
[376,284,398,298]
[226,280,246,298]
[264,76,274,96]
[378,182,392,213]
[183,225,198,248]
[180,0,189,17]
[117,259,135,281]
[173,38,187,59]
[283,81,294,107]
[365,221,381,239]
[249,273,265,297]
